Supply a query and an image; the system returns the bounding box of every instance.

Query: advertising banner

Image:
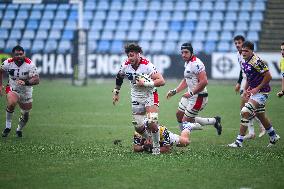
[212,52,282,79]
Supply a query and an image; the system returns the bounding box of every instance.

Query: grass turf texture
[0,80,283,189]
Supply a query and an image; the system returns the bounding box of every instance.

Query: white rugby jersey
[119,57,157,98]
[184,56,207,94]
[237,52,246,79]
[1,57,38,94]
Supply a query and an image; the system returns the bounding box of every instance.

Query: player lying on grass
[133,122,193,153]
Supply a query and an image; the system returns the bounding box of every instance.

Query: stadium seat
[227,2,239,11]
[196,21,208,31]
[170,21,182,31]
[251,11,263,21]
[136,1,148,11]
[30,10,42,20]
[239,11,250,21]
[110,1,122,11]
[9,29,22,40]
[201,1,213,11]
[104,20,117,31]
[144,21,156,31]
[172,12,184,21]
[52,20,64,30]
[19,4,32,10]
[185,11,198,21]
[117,21,129,31]
[189,1,200,11]
[7,4,19,10]
[62,30,74,40]
[133,11,145,21]
[114,31,126,40]
[127,31,140,41]
[180,31,193,41]
[13,20,25,29]
[31,40,44,53]
[23,30,35,40]
[141,31,153,41]
[36,30,48,40]
[153,31,166,41]
[108,11,120,21]
[123,1,135,11]
[249,22,262,31]
[94,10,106,20]
[146,11,159,21]
[42,10,54,20]
[157,21,169,31]
[163,41,177,54]
[159,11,171,21]
[101,31,113,40]
[88,41,97,53]
[214,1,226,11]
[84,1,95,11]
[58,40,72,53]
[97,40,110,52]
[240,1,252,11]
[162,1,174,11]
[212,11,224,21]
[6,39,18,51]
[247,31,259,41]
[149,1,161,11]
[111,40,123,53]
[254,1,265,11]
[49,30,61,40]
[223,21,235,31]
[83,11,93,21]
[66,20,77,30]
[26,20,39,30]
[225,12,237,21]
[88,30,100,40]
[0,39,5,49]
[130,21,143,31]
[120,11,132,21]
[183,21,195,31]
[139,40,150,53]
[220,31,233,41]
[193,31,206,41]
[4,10,16,20]
[192,41,203,53]
[1,20,12,29]
[45,40,58,52]
[16,10,28,20]
[204,41,216,53]
[207,31,219,41]
[55,10,68,20]
[151,41,163,53]
[91,20,103,31]
[97,1,109,10]
[174,1,187,11]
[58,4,70,11]
[68,10,77,21]
[236,21,248,31]
[32,4,44,10]
[45,4,57,10]
[167,31,179,42]
[217,41,230,52]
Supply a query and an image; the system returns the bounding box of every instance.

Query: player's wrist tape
[170,89,177,95]
[113,88,120,95]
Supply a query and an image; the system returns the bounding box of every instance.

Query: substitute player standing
[276,42,284,98]
[0,45,39,137]
[166,42,222,135]
[112,43,165,155]
[233,35,265,139]
[228,41,280,148]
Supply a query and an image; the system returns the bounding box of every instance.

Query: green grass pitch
[0,79,283,189]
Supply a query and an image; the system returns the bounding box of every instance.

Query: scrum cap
[181,42,193,53]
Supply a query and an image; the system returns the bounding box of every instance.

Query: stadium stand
[0,0,267,54]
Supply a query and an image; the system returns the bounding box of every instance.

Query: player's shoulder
[5,58,14,64]
[140,57,150,65]
[123,59,130,66]
[24,57,32,64]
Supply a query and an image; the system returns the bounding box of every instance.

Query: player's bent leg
[146,106,160,155]
[16,102,32,137]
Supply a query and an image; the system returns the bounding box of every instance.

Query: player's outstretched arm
[166,79,187,99]
[112,72,124,105]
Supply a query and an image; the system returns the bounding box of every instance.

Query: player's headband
[181,43,193,53]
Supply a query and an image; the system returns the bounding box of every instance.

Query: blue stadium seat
[6,39,18,51]
[23,30,35,40]
[139,40,150,53]
[84,1,96,11]
[236,21,248,31]
[137,1,148,11]
[204,41,216,53]
[209,21,222,31]
[97,1,109,10]
[117,21,129,31]
[0,27,9,39]
[144,21,156,31]
[62,30,74,40]
[146,11,158,21]
[68,10,77,21]
[58,4,70,11]
[88,41,97,53]
[13,20,25,29]
[66,20,77,30]
[58,40,72,53]
[7,4,19,10]
[16,10,28,20]
[249,22,261,31]
[227,2,239,11]
[170,21,182,31]
[30,10,42,20]
[4,10,16,20]
[174,1,187,11]
[88,30,100,40]
[97,40,110,52]
[141,31,153,41]
[192,41,203,53]
[163,41,177,54]
[1,20,12,29]
[239,11,250,21]
[0,39,5,49]
[251,11,263,21]
[189,1,200,11]
[9,29,22,40]
[153,31,166,41]
[254,1,265,11]
[0,10,2,18]
[19,4,32,10]
[225,12,237,21]
[0,4,6,10]
[240,1,252,11]
[157,21,168,31]
[104,20,117,31]
[185,11,198,21]
[110,1,122,11]
[133,11,145,21]
[120,11,132,21]
[201,1,213,11]
[45,40,57,53]
[55,10,67,20]
[42,10,54,20]
[180,31,193,41]
[45,4,57,10]
[26,20,39,30]
[111,40,123,53]
[212,11,224,21]
[220,31,233,41]
[214,1,226,11]
[127,31,139,41]
[32,4,44,10]
[172,12,184,21]
[196,21,208,31]
[35,30,48,40]
[223,21,235,31]
[207,31,219,41]
[247,31,259,41]
[149,1,161,11]
[123,1,135,11]
[193,31,206,41]
[91,20,103,30]
[151,41,163,53]
[114,31,126,40]
[52,20,64,30]
[159,11,171,21]
[20,39,32,50]
[49,30,61,40]
[84,11,93,21]
[101,31,113,40]
[94,10,106,20]
[199,12,211,21]
[162,1,174,11]
[217,41,230,52]
[84,19,90,29]
[108,11,120,21]
[39,20,51,30]
[167,31,179,41]
[183,21,195,31]
[130,21,143,31]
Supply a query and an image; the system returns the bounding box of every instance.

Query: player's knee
[132,115,145,129]
[147,112,158,124]
[241,102,255,119]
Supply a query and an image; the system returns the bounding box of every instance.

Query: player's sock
[151,130,160,148]
[266,125,277,140]
[248,120,255,135]
[169,133,180,145]
[5,108,14,129]
[195,117,215,126]
[236,134,244,145]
